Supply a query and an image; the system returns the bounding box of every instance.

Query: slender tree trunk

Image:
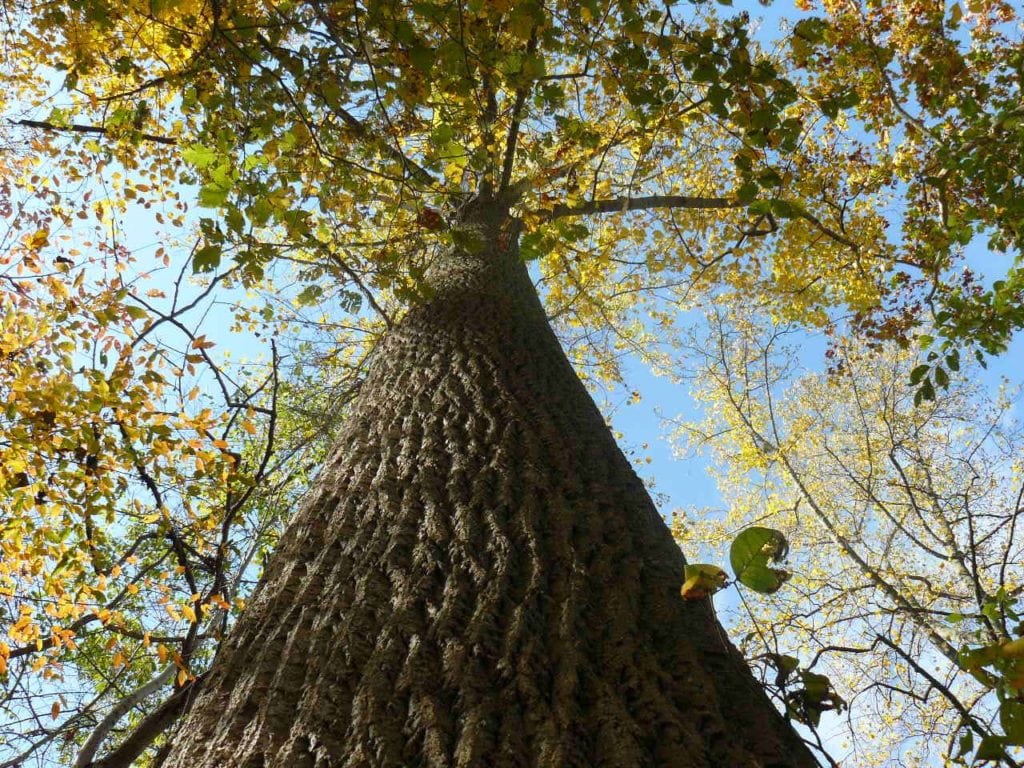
[163,206,818,767]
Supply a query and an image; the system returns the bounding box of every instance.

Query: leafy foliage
[782,0,1024,397]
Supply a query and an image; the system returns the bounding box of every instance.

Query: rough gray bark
[163,207,819,767]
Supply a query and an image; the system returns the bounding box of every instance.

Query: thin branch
[999,479,1024,592]
[7,557,167,661]
[11,119,176,146]
[873,634,1017,765]
[794,208,860,251]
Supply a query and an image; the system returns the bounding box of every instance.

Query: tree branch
[74,666,177,768]
[84,675,204,768]
[11,119,176,146]
[543,194,741,220]
[498,29,539,195]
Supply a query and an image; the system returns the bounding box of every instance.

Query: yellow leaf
[680,564,728,601]
[1000,638,1024,659]
[27,229,50,251]
[51,701,60,720]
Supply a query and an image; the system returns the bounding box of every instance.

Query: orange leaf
[27,229,50,251]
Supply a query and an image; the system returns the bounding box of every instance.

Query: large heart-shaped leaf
[730,526,790,594]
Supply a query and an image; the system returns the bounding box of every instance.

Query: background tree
[669,304,1024,766]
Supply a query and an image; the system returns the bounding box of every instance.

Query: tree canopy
[1,0,1022,765]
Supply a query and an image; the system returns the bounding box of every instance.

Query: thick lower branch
[75,666,177,768]
[85,676,204,768]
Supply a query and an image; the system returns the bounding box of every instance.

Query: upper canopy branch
[543,193,742,220]
[11,119,177,145]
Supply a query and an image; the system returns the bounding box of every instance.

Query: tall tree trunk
[163,207,818,768]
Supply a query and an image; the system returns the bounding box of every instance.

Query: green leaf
[198,182,231,208]
[914,378,936,405]
[958,644,1001,671]
[768,199,806,219]
[296,284,324,306]
[785,670,845,728]
[47,107,72,128]
[182,144,219,169]
[1001,700,1024,745]
[757,167,783,187]
[949,2,963,27]
[767,653,801,686]
[974,735,1008,761]
[691,60,718,83]
[955,729,974,759]
[799,670,831,699]
[909,364,930,385]
[409,43,435,73]
[736,181,759,204]
[730,526,790,594]
[192,244,222,273]
[793,17,829,45]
